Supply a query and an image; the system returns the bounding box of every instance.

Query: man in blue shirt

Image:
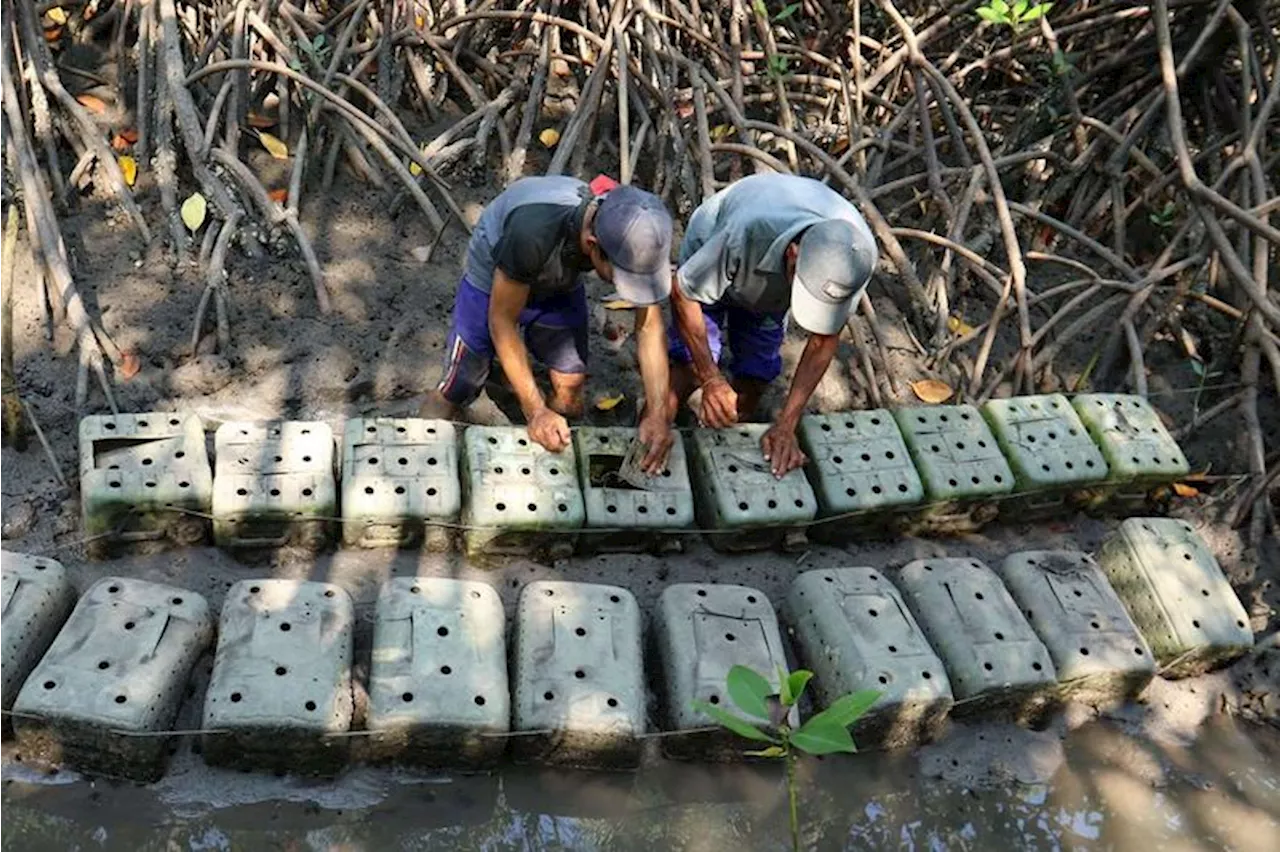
[667,174,878,477]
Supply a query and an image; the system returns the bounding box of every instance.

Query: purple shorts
[437,276,589,406]
[668,302,787,382]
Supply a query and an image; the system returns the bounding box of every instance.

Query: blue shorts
[668,302,787,382]
[437,276,589,405]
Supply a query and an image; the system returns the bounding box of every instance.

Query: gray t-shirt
[464,176,593,298]
[677,174,875,313]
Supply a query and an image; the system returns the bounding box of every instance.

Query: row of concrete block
[79,392,1191,559]
[2,518,1253,781]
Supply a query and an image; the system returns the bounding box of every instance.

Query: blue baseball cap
[594,186,673,305]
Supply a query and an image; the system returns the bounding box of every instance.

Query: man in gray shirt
[421,177,676,472]
[667,174,878,476]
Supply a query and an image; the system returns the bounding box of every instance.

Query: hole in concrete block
[1091,621,1101,629]
[868,608,878,617]
[172,597,184,605]
[43,680,56,689]
[544,589,554,596]
[488,437,497,445]
[98,661,110,670]
[697,588,707,596]
[983,662,994,671]
[369,457,379,465]
[860,453,871,462]
[518,438,528,446]
[276,666,287,676]
[270,488,282,496]
[367,426,376,433]
[821,423,832,432]
[1080,647,1090,656]
[994,632,1004,640]
[974,592,984,601]
[305,701,317,711]
[236,488,248,496]
[747,595,757,604]
[231,692,242,703]
[575,627,587,637]
[888,645,897,653]
[794,499,804,508]
[109,585,121,593]
[402,692,414,702]
[1135,647,1144,655]
[124,621,136,630]
[922,671,932,679]
[1032,662,1043,671]
[441,665,452,675]
[302,455,312,462]
[872,486,882,495]
[115,695,127,704]
[994,475,1004,483]
[544,691,555,701]
[1192,620,1201,628]
[738,501,749,511]
[395,486,406,495]
[833,456,843,465]
[438,626,449,637]
[948,479,958,487]
[878,675,888,685]
[724,633,736,641]
[526,502,538,512]
[428,488,439,497]
[709,695,720,705]
[474,695,486,705]
[280,623,292,632]
[496,503,506,511]
[274,455,284,463]
[607,698,619,708]
[145,482,156,488]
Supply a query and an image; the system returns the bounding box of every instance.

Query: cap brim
[791,273,856,335]
[612,262,671,306]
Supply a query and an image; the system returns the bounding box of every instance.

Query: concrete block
[1097,518,1253,678]
[981,395,1108,518]
[688,426,817,552]
[895,558,1057,722]
[202,579,354,775]
[797,411,923,541]
[1072,394,1190,485]
[894,406,1014,532]
[785,568,952,749]
[12,578,213,781]
[79,412,212,557]
[996,551,1155,705]
[654,583,793,760]
[573,426,694,553]
[2,552,75,719]
[367,578,509,768]
[212,421,336,549]
[461,427,584,559]
[340,418,461,550]
[512,581,645,768]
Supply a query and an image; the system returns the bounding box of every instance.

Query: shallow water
[3,715,1277,851]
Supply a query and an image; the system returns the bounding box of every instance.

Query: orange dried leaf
[675,102,694,119]
[119,127,138,143]
[75,93,108,114]
[267,188,289,203]
[910,379,955,404]
[1172,482,1200,498]
[118,352,141,380]
[111,133,130,153]
[246,112,277,129]
[44,26,64,42]
[595,393,625,411]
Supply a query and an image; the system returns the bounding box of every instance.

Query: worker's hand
[761,420,807,478]
[698,375,739,428]
[637,410,675,475]
[528,407,571,453]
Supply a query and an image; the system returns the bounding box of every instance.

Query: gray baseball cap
[594,185,673,305]
[791,219,875,335]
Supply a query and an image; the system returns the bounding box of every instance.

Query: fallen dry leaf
[601,300,635,311]
[45,7,68,25]
[550,58,572,77]
[111,133,130,153]
[675,102,695,119]
[258,132,289,160]
[830,136,851,155]
[44,26,63,42]
[118,351,141,380]
[246,112,277,129]
[539,127,561,148]
[710,124,734,142]
[118,155,137,187]
[947,315,976,336]
[75,93,107,114]
[910,378,955,404]
[1172,482,1200,498]
[181,192,207,232]
[595,393,625,412]
[267,188,288,204]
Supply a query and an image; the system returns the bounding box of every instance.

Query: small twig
[22,400,66,488]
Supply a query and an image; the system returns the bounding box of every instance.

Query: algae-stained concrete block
[461,427,584,559]
[1097,518,1252,678]
[1072,394,1190,485]
[202,579,354,775]
[341,418,461,550]
[655,583,794,760]
[981,395,1108,518]
[573,426,695,554]
[689,426,816,552]
[2,553,76,717]
[894,406,1014,532]
[79,412,212,556]
[367,578,509,767]
[895,558,1056,722]
[12,578,212,781]
[212,421,336,549]
[785,568,952,749]
[996,551,1154,705]
[512,581,645,768]
[797,411,923,540]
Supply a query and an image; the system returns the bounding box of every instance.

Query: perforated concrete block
[785,568,952,749]
[895,558,1057,722]
[2,553,75,717]
[212,421,336,549]
[341,418,461,550]
[573,426,695,553]
[202,580,354,775]
[981,395,1109,518]
[1097,518,1252,678]
[461,427,585,559]
[655,583,794,760]
[1072,395,1190,485]
[367,578,509,768]
[894,406,1014,532]
[689,426,817,552]
[996,551,1154,705]
[797,411,923,540]
[512,581,645,769]
[12,578,212,781]
[79,412,212,556]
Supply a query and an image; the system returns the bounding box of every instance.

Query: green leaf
[744,745,787,758]
[1189,357,1206,378]
[990,0,1008,15]
[809,689,882,729]
[774,2,800,21]
[976,7,1003,23]
[1013,0,1028,16]
[727,665,773,720]
[753,0,768,18]
[791,717,857,755]
[691,700,779,743]
[786,670,814,705]
[1024,3,1051,21]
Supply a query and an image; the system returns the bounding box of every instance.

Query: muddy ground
[2,154,1279,848]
